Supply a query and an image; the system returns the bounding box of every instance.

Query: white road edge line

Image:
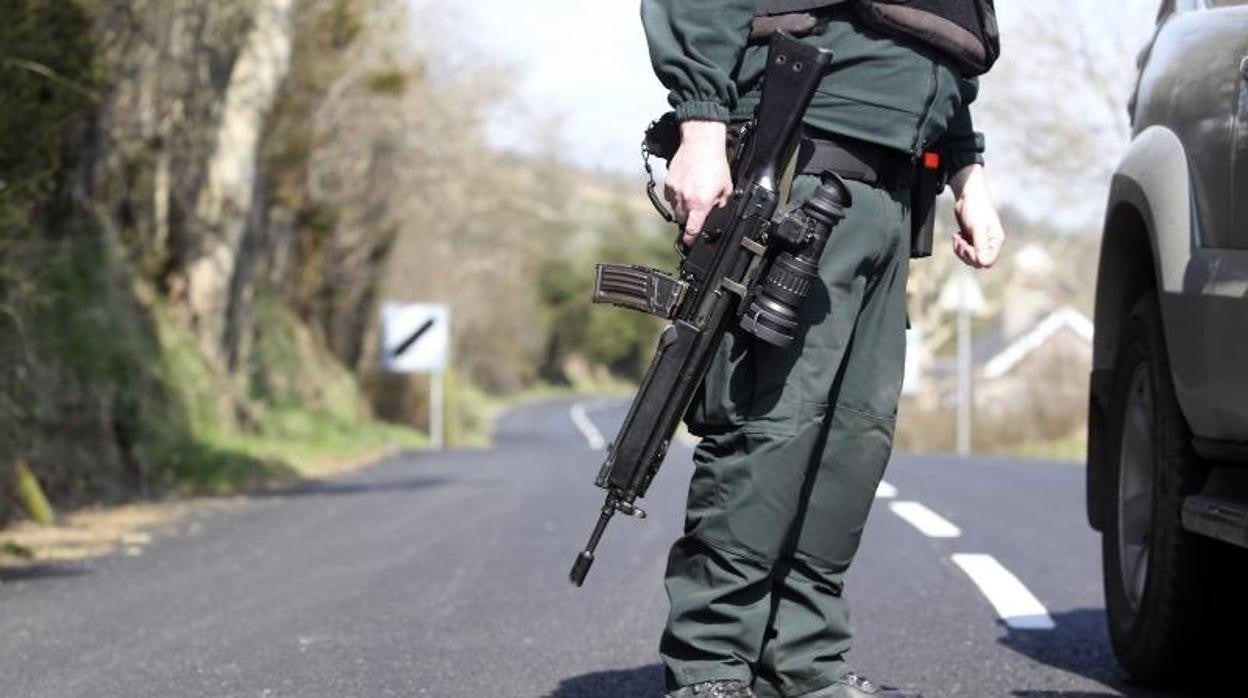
[569,401,607,451]
[875,480,898,499]
[889,501,961,538]
[952,553,1056,630]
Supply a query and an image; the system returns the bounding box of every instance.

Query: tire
[1100,293,1219,682]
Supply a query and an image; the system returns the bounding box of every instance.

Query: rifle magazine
[592,263,688,319]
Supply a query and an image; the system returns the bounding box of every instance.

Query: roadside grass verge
[2,235,426,528]
[141,293,427,494]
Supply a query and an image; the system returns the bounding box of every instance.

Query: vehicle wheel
[1101,293,1218,682]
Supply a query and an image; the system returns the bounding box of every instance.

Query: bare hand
[949,164,1005,269]
[664,120,733,246]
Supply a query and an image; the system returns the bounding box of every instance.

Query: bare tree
[977,1,1158,229]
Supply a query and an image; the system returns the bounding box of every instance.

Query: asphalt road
[0,399,1189,697]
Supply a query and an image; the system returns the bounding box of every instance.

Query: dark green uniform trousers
[662,175,911,698]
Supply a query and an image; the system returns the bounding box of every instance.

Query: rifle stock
[570,33,839,587]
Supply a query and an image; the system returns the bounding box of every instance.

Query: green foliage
[0,0,99,221]
[0,2,100,481]
[364,68,408,96]
[539,205,675,381]
[137,286,422,492]
[1,226,419,516]
[2,540,34,559]
[444,368,496,447]
[264,0,372,212]
[218,406,423,471]
[246,293,368,422]
[300,203,341,238]
[8,234,267,495]
[317,0,364,50]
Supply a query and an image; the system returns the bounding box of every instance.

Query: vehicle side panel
[1104,127,1248,444]
[1133,9,1248,250]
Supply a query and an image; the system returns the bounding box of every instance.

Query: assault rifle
[569,33,849,586]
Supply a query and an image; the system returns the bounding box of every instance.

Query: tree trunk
[176,0,298,367]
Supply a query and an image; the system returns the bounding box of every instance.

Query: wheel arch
[1088,125,1194,531]
[1093,201,1158,376]
[1088,199,1158,530]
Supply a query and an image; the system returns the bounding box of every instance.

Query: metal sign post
[429,362,449,450]
[957,281,972,455]
[939,268,986,456]
[381,302,450,450]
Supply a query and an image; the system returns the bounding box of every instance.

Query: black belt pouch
[910,153,944,258]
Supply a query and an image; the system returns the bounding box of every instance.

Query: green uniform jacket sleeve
[640,0,755,122]
[936,76,986,173]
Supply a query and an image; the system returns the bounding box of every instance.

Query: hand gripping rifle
[569,32,849,586]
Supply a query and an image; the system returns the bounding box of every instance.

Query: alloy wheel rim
[1117,362,1156,612]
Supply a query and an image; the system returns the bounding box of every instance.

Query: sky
[464,0,1161,229]
[472,0,669,171]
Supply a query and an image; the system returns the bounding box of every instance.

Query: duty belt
[796,134,915,189]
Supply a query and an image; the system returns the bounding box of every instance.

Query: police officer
[641,1,1005,696]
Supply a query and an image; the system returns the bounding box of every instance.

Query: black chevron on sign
[392,318,435,358]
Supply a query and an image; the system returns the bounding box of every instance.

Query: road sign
[381,303,449,373]
[380,302,450,450]
[938,270,987,314]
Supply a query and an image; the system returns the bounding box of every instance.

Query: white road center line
[569,401,607,450]
[889,501,961,538]
[875,480,898,499]
[952,553,1057,630]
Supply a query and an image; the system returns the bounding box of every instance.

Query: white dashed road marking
[952,553,1057,630]
[569,401,607,451]
[875,480,898,499]
[889,501,962,538]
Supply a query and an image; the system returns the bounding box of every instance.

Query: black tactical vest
[755,0,1000,76]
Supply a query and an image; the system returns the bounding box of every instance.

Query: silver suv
[1087,0,1248,682]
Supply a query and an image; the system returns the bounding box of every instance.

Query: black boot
[666,679,757,698]
[799,673,921,698]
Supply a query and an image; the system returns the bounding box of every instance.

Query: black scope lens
[740,178,849,347]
